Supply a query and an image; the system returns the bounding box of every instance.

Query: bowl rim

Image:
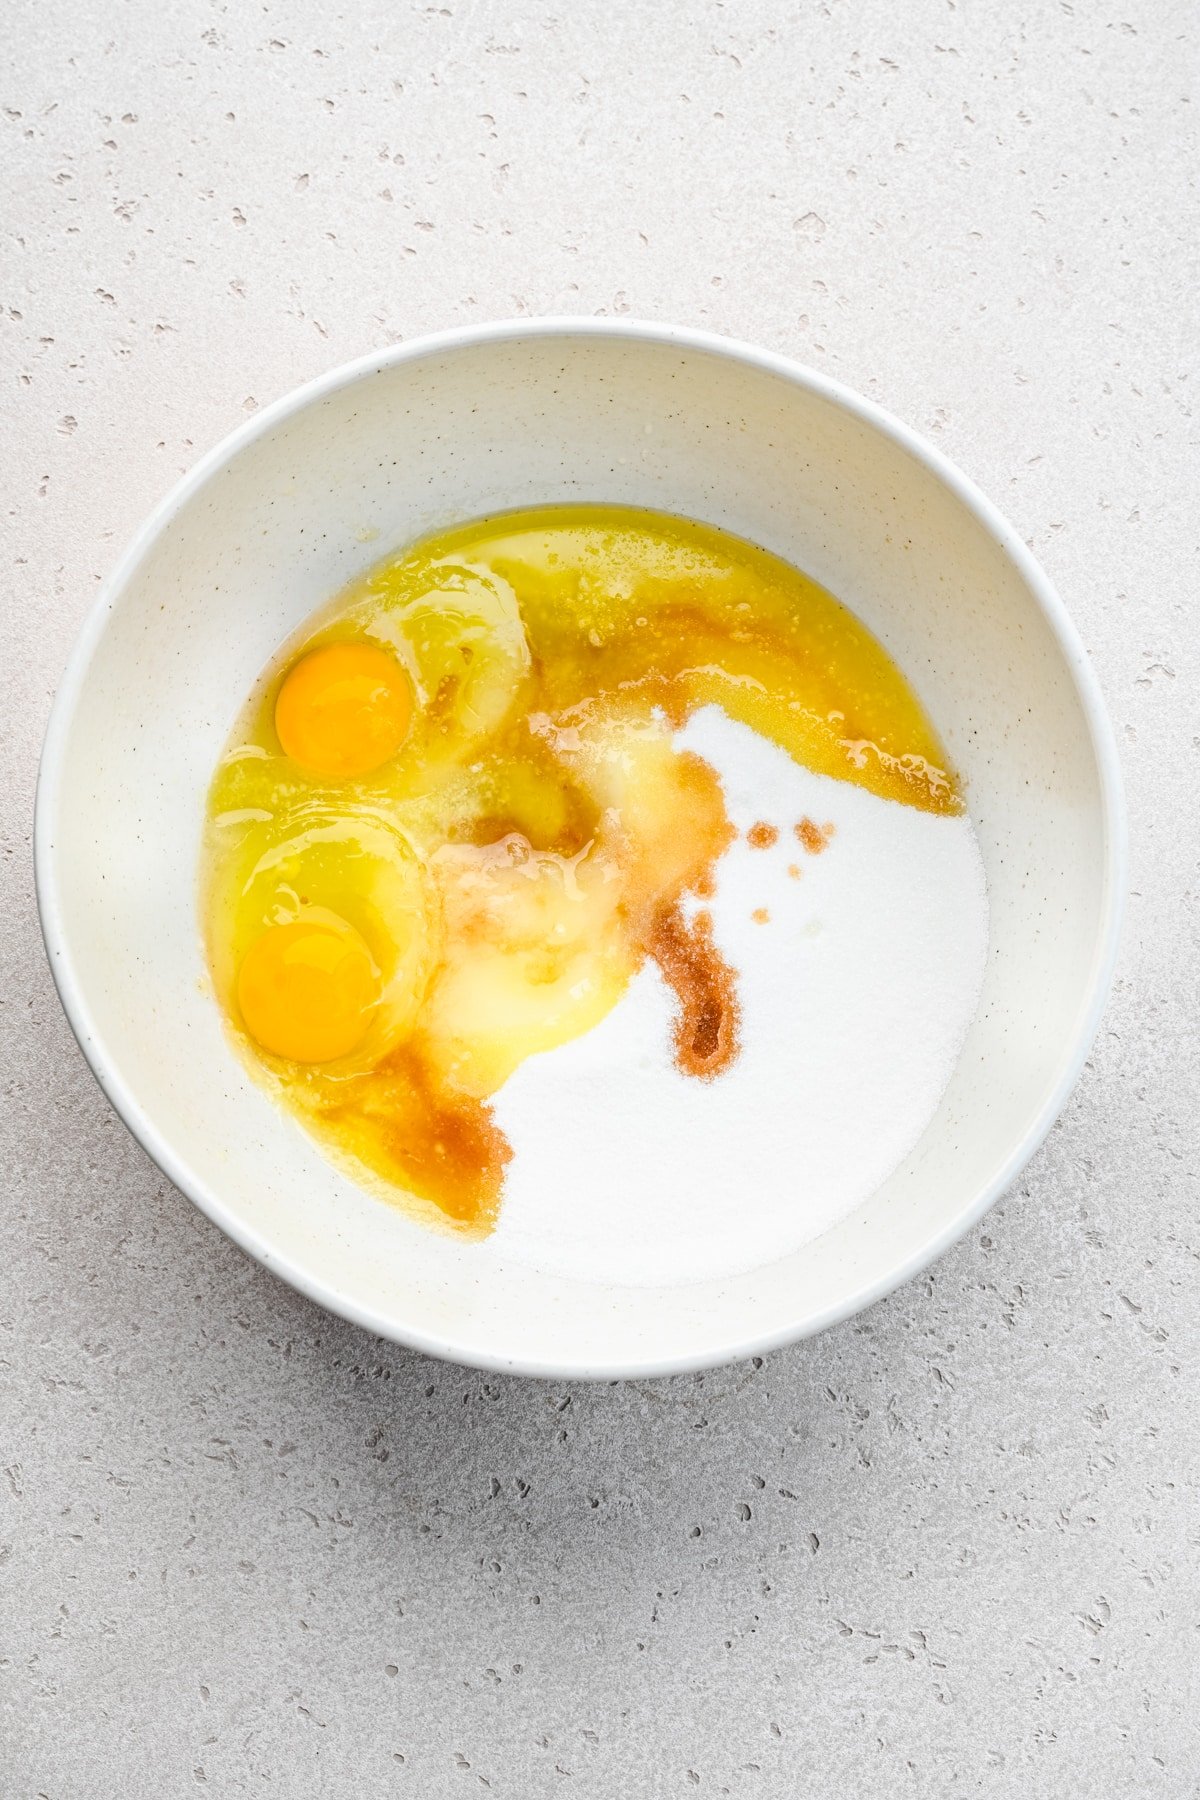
[34,316,1127,1381]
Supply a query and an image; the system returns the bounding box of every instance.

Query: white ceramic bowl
[36,320,1124,1379]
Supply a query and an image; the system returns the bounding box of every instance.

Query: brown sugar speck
[646,901,740,1079]
[691,866,716,900]
[786,863,801,880]
[751,907,769,925]
[746,821,778,850]
[796,816,834,855]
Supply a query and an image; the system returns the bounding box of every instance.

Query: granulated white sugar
[485,705,989,1288]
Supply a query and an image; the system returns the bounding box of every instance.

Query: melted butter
[202,505,960,1233]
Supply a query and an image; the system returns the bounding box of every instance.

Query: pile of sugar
[483,705,989,1289]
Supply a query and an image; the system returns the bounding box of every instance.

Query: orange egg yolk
[275,641,411,778]
[236,917,379,1063]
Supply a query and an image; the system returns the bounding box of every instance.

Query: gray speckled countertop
[2,2,1197,1794]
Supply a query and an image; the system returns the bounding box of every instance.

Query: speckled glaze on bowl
[35,320,1125,1379]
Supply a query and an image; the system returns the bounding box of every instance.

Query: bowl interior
[39,328,1118,1375]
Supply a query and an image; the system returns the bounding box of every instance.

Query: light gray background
[2,1,1196,1794]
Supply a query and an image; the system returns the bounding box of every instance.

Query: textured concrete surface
[2,1,1197,1794]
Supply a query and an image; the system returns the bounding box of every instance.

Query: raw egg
[237,915,378,1063]
[275,641,411,778]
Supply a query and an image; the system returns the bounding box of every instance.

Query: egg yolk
[275,641,411,778]
[236,917,379,1063]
